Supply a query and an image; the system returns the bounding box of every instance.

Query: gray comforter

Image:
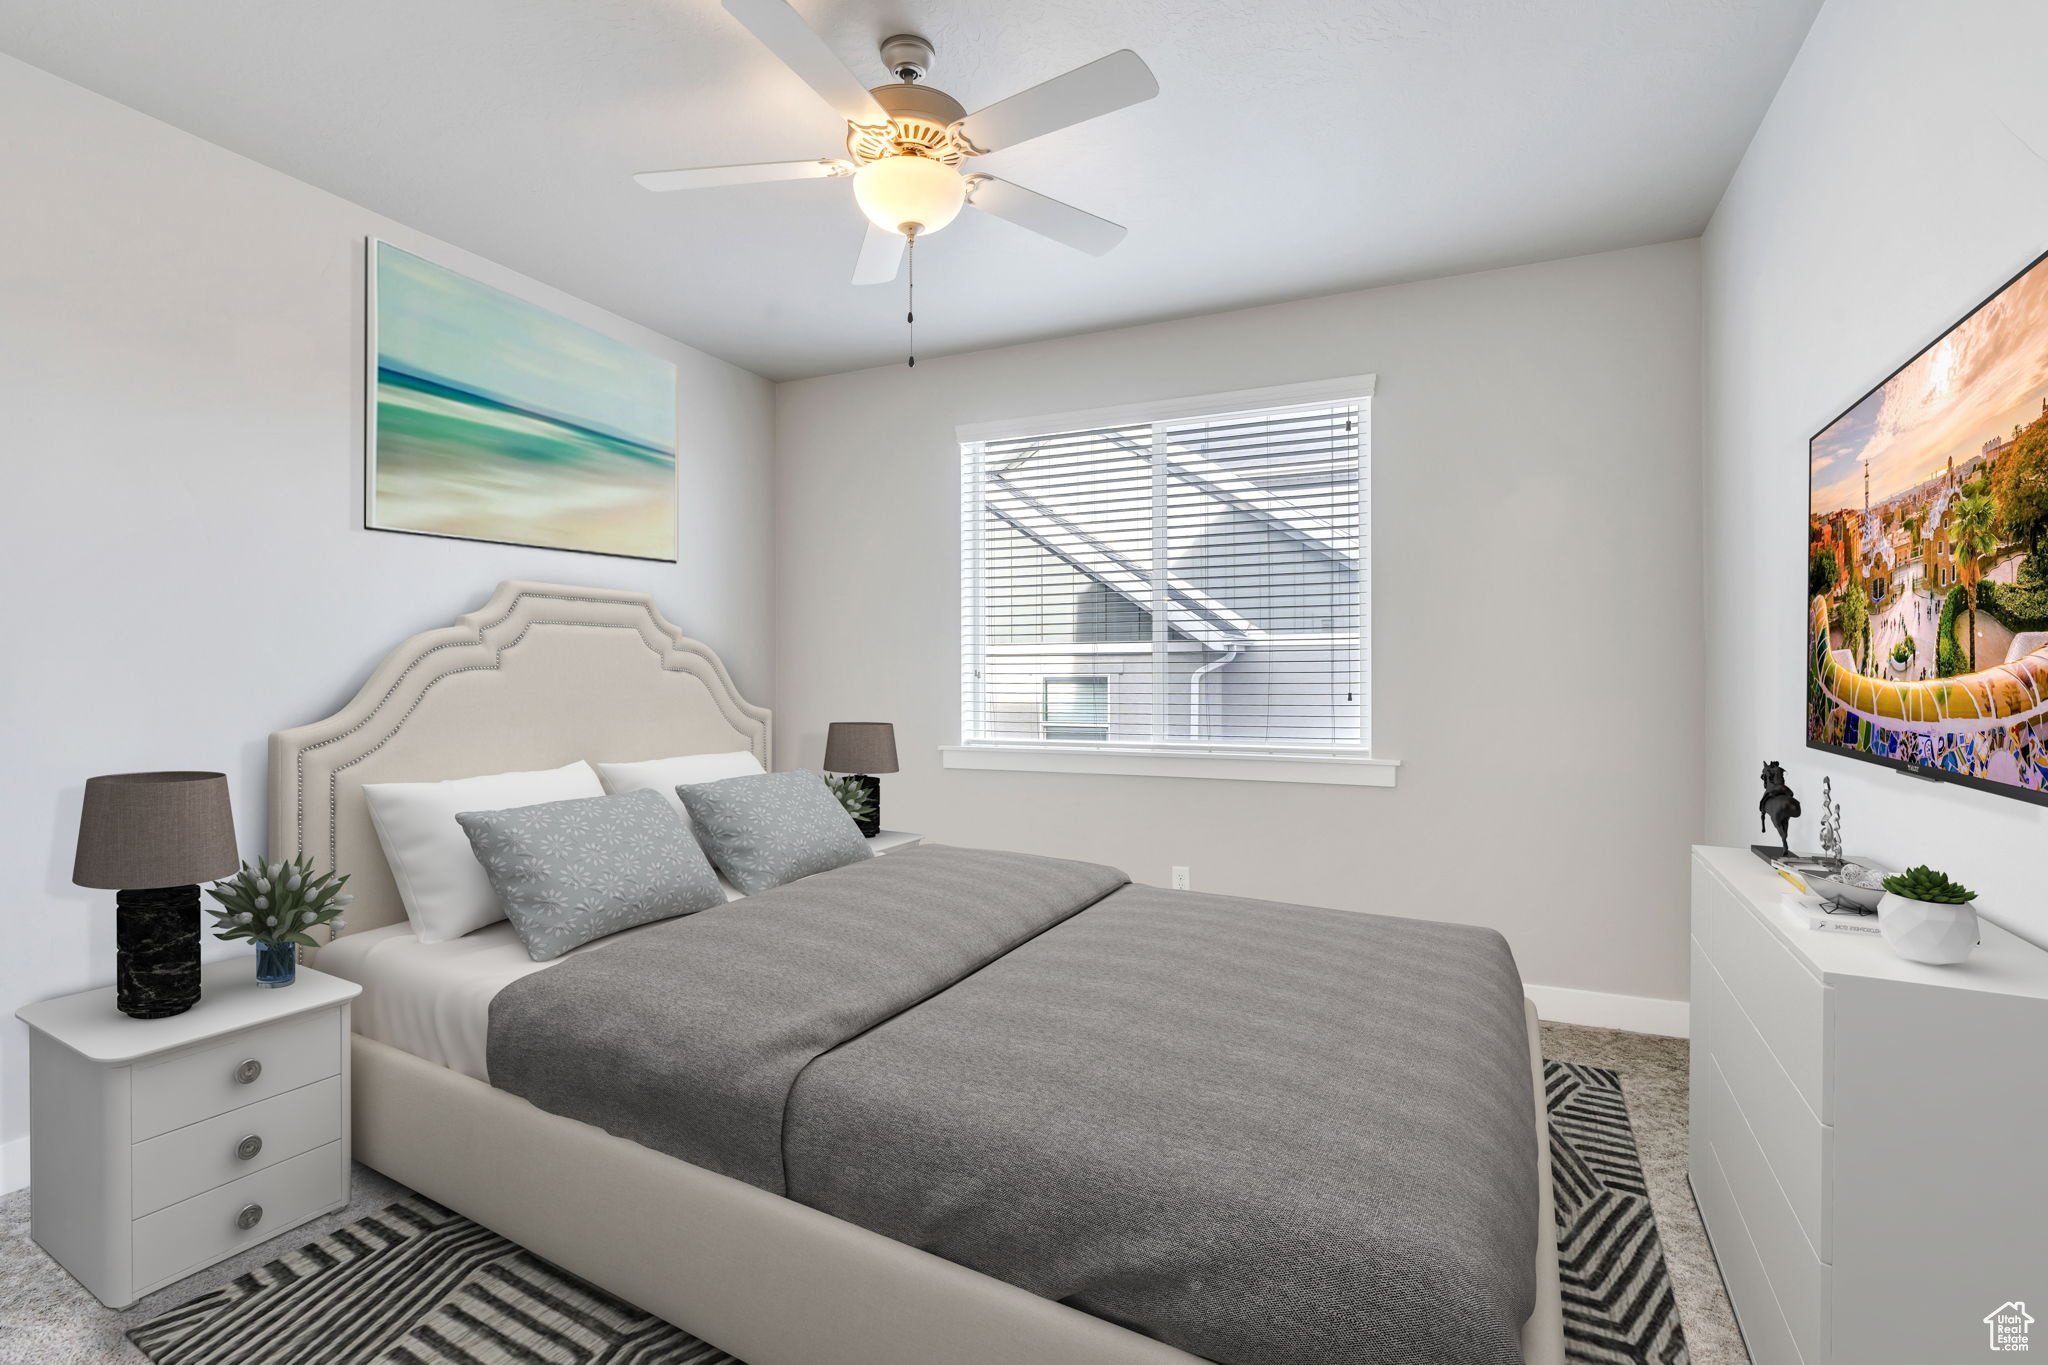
[489,845,1537,1365]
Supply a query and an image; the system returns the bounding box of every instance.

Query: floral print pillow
[456,788,725,960]
[675,769,873,895]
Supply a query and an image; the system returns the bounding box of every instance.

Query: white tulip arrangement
[205,854,353,948]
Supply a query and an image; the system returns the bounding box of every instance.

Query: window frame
[950,375,1396,787]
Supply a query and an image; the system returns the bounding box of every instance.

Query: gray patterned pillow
[455,788,725,961]
[675,769,872,895]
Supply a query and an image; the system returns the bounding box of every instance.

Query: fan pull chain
[905,226,917,368]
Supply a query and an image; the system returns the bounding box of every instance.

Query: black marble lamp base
[847,773,882,840]
[115,885,201,1018]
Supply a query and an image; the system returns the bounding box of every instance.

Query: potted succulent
[205,855,353,987]
[1876,864,1979,965]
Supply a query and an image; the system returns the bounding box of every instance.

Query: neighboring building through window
[1041,676,1110,741]
[959,378,1371,760]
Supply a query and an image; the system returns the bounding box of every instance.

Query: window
[952,377,1392,784]
[1042,676,1110,741]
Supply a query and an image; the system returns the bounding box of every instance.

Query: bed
[273,580,1564,1365]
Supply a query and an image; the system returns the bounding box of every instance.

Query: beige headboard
[268,580,769,948]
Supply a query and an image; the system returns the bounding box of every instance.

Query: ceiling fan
[635,0,1159,287]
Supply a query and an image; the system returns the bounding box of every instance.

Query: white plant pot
[1877,891,1979,965]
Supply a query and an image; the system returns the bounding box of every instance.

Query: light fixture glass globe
[853,155,965,237]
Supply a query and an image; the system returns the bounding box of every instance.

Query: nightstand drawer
[132,1076,343,1216]
[132,1141,344,1292]
[131,1008,341,1141]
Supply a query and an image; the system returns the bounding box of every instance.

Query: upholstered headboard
[268,581,769,948]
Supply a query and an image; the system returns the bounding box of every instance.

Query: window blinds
[961,395,1368,755]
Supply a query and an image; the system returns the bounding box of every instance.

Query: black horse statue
[1758,760,1801,857]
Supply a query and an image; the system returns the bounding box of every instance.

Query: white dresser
[16,959,360,1308]
[1689,846,2048,1365]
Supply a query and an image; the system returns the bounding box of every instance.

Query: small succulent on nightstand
[205,855,352,987]
[827,774,876,825]
[1879,865,1976,904]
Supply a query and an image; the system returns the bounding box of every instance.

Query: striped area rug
[132,1064,1686,1365]
[127,1199,736,1365]
[1547,1060,1690,1365]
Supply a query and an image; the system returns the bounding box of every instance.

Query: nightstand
[866,829,923,855]
[15,958,360,1308]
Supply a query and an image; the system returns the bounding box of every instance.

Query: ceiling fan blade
[954,50,1158,154]
[966,176,1127,256]
[722,0,889,126]
[633,159,851,191]
[852,220,907,285]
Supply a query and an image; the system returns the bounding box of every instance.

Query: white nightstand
[15,958,361,1308]
[866,829,923,855]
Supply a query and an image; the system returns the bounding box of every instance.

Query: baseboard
[1525,983,1689,1038]
[0,1134,27,1196]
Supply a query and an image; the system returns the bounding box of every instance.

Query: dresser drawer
[1691,860,1828,1117]
[132,1141,345,1291]
[1692,942,1831,1259]
[1700,1055,1829,1363]
[131,1008,341,1141]
[131,1076,343,1217]
[1692,1136,1806,1365]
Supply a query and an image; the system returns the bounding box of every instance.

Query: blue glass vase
[256,940,297,988]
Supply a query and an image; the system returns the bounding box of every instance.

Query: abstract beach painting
[367,241,678,560]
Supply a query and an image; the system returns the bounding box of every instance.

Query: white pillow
[363,761,604,944]
[594,750,766,824]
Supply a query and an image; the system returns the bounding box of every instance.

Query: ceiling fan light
[853,155,965,237]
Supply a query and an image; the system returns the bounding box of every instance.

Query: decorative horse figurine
[1758,760,1801,857]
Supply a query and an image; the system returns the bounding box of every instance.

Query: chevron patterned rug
[1547,1060,1690,1364]
[132,1061,1686,1365]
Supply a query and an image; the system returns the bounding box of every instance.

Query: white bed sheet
[316,920,554,1082]
[320,882,744,1081]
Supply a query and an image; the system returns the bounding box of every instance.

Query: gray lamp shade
[72,772,239,890]
[823,722,898,775]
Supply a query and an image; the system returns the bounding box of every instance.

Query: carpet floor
[0,1022,1744,1365]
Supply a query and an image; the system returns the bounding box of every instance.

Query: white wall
[775,240,1704,1029]
[0,54,775,1189]
[1702,0,2048,947]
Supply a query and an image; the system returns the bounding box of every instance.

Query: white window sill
[939,745,1399,787]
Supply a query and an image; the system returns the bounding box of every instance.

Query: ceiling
[0,0,1819,380]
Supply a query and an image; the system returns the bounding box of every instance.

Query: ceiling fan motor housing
[848,80,969,166]
[878,33,934,83]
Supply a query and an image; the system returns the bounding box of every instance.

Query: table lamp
[72,772,238,1018]
[823,722,898,840]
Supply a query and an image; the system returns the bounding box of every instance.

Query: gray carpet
[0,1023,1744,1365]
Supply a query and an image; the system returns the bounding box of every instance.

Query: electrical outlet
[1171,866,1191,890]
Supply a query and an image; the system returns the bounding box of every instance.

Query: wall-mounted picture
[1808,247,2048,805]
[367,240,678,561]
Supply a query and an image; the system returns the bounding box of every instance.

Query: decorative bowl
[1803,857,1892,912]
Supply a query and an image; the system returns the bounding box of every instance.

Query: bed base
[350,1001,1563,1365]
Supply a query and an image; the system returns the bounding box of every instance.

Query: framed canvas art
[366,240,679,561]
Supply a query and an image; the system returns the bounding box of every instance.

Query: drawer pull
[236,1203,264,1231]
[236,1134,263,1161]
[235,1058,263,1085]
